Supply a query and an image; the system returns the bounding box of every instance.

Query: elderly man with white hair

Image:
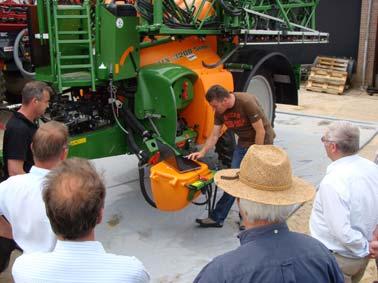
[194,145,344,283]
[310,121,378,283]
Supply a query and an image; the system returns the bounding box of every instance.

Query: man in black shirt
[0,81,52,273]
[3,81,52,178]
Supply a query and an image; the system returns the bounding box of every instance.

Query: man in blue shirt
[194,145,344,283]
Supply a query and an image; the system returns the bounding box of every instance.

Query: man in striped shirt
[12,158,150,283]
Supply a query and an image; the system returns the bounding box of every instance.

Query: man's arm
[0,216,13,239]
[369,226,378,258]
[187,125,222,160]
[319,182,369,256]
[252,119,265,145]
[7,159,26,176]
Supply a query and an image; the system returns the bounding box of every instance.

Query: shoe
[237,221,246,231]
[196,217,223,228]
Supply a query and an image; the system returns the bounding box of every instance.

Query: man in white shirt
[12,158,150,283]
[310,121,378,283]
[0,121,68,271]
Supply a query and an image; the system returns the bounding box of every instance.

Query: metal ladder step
[56,15,88,19]
[60,64,92,69]
[58,30,88,35]
[51,0,96,92]
[57,5,85,10]
[58,39,90,44]
[61,55,90,60]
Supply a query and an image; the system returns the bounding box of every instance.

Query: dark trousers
[0,236,20,273]
[210,145,248,224]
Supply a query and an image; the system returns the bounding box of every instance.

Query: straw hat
[214,145,315,205]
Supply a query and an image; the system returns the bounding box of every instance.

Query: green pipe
[36,0,46,44]
[46,0,55,77]
[275,0,293,31]
[153,0,163,25]
[140,36,174,49]
[193,0,207,24]
[198,0,217,30]
[224,63,253,70]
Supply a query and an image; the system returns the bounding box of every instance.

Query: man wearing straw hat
[188,84,275,228]
[310,121,378,283]
[194,144,344,283]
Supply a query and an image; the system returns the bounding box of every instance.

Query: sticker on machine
[69,137,87,146]
[116,18,124,29]
[187,53,197,61]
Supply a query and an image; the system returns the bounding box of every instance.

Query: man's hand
[187,151,205,160]
[0,216,13,239]
[369,241,378,258]
[369,225,378,258]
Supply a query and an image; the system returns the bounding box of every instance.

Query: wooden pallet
[308,67,348,85]
[315,56,349,72]
[306,80,345,95]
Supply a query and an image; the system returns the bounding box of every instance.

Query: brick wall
[355,0,378,87]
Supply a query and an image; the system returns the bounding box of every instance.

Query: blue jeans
[211,145,248,224]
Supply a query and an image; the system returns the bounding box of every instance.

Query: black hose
[121,107,151,140]
[138,161,157,208]
[219,0,243,16]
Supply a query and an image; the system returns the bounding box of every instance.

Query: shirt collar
[326,154,359,174]
[238,222,289,245]
[29,166,50,178]
[55,240,106,253]
[14,111,36,127]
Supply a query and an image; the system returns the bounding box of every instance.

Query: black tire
[3,71,30,104]
[0,71,5,102]
[215,129,236,169]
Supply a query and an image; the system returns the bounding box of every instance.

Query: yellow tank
[150,160,213,211]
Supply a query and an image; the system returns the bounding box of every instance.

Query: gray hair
[325,121,360,155]
[22,81,53,105]
[239,199,297,223]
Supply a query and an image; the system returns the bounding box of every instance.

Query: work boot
[195,217,223,228]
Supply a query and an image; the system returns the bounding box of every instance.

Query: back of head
[22,81,53,105]
[325,121,360,155]
[32,121,68,163]
[239,199,296,224]
[205,85,230,102]
[43,158,106,240]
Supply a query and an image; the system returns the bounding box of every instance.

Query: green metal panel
[97,5,139,81]
[68,125,128,159]
[134,64,197,147]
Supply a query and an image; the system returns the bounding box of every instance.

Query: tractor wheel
[215,129,236,169]
[0,71,5,103]
[242,69,276,126]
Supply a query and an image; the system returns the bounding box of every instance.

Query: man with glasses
[0,121,68,272]
[310,121,378,283]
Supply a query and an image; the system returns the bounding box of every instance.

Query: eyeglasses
[321,136,335,144]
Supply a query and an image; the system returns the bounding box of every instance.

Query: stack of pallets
[306,56,350,95]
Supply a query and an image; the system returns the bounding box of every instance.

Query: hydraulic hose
[138,161,157,208]
[219,0,242,16]
[120,115,149,164]
[122,107,151,140]
[13,28,35,79]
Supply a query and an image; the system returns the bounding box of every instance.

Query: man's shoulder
[5,113,36,133]
[13,250,149,282]
[103,252,145,266]
[235,92,257,103]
